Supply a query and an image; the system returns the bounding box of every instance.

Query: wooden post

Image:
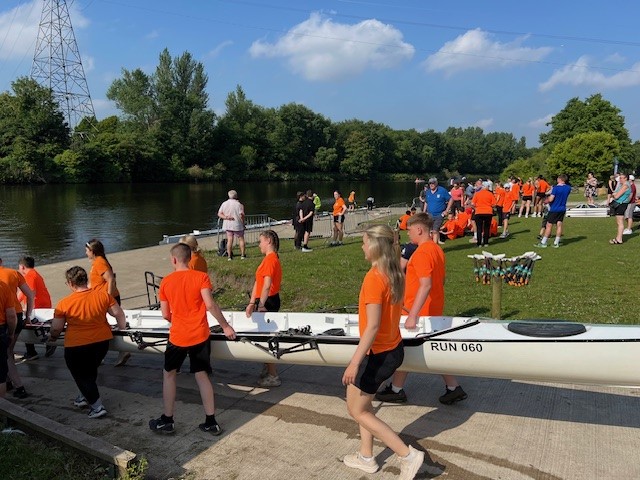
[491,276,502,319]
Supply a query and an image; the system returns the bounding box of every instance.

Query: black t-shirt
[301,198,315,219]
[293,200,304,225]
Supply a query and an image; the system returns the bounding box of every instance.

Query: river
[0,180,425,267]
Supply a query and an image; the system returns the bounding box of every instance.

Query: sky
[1,0,639,147]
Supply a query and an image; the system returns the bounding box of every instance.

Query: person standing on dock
[376,213,468,406]
[150,243,236,435]
[342,224,424,478]
[217,190,246,260]
[0,280,17,399]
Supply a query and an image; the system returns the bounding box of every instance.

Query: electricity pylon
[31,0,95,129]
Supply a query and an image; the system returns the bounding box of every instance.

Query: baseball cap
[428,177,438,184]
[630,175,635,181]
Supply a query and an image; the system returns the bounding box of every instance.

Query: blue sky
[1,0,639,146]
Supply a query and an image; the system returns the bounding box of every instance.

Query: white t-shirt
[218,199,245,231]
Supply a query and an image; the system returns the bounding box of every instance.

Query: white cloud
[605,53,625,64]
[249,12,414,81]
[82,55,95,73]
[528,114,553,129]
[0,1,90,60]
[539,55,640,91]
[473,118,494,130]
[206,40,233,59]
[423,29,552,76]
[145,30,159,40]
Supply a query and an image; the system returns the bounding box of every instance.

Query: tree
[540,94,631,158]
[106,69,156,129]
[546,131,620,183]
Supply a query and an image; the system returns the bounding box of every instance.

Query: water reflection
[0,181,420,267]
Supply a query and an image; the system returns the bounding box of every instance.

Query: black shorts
[333,215,345,224]
[546,211,565,225]
[253,293,281,312]
[354,342,404,394]
[536,192,547,198]
[503,211,511,220]
[164,340,212,374]
[302,220,313,233]
[613,202,628,216]
[522,196,532,202]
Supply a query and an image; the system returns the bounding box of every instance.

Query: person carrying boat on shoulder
[149,243,236,435]
[376,213,468,405]
[342,224,425,478]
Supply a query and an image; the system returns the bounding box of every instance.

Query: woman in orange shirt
[331,190,348,246]
[245,230,283,387]
[179,235,208,273]
[342,224,424,477]
[519,178,535,218]
[50,266,126,418]
[471,181,496,247]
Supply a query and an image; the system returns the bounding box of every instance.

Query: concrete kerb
[0,398,136,478]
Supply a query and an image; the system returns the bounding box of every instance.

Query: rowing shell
[23,309,640,387]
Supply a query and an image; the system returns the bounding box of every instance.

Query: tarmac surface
[10,220,640,480]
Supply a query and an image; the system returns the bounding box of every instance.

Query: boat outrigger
[23,309,640,388]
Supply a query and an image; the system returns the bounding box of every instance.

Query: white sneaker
[399,445,425,479]
[88,405,107,419]
[623,229,632,235]
[343,452,379,474]
[301,247,313,252]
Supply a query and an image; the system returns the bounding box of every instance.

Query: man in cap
[423,178,454,244]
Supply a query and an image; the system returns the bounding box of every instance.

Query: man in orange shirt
[397,210,412,230]
[534,175,550,217]
[501,184,517,238]
[376,213,467,405]
[18,256,54,360]
[150,243,236,435]
[0,258,33,399]
[0,280,18,398]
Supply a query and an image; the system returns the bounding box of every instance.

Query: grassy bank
[205,212,636,325]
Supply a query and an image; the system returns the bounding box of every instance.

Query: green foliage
[501,149,548,180]
[547,131,620,182]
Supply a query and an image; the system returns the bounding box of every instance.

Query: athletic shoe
[337,241,343,246]
[74,395,89,408]
[45,345,57,357]
[623,229,632,235]
[12,387,29,399]
[301,247,313,252]
[343,452,379,474]
[114,352,131,367]
[525,214,529,218]
[399,446,425,480]
[552,243,561,249]
[533,242,547,248]
[20,353,39,362]
[199,422,223,436]
[241,255,247,260]
[88,406,107,419]
[375,384,408,403]
[257,374,281,387]
[227,257,233,261]
[499,233,509,239]
[439,386,468,405]
[149,416,175,434]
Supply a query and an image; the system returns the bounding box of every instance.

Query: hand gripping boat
[24,308,640,387]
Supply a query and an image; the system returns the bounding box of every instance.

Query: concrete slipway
[8,232,640,480]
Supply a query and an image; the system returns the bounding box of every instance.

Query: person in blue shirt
[424,178,454,244]
[534,174,571,248]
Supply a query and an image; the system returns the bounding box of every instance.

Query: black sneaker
[439,386,468,405]
[149,416,175,434]
[199,422,223,436]
[374,385,408,403]
[13,387,29,399]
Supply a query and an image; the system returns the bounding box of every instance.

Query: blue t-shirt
[425,186,451,216]
[549,184,571,213]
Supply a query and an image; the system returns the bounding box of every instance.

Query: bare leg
[7,334,24,389]
[239,236,246,256]
[442,374,459,388]
[615,215,624,242]
[195,371,215,416]
[162,369,177,417]
[388,370,409,389]
[226,232,234,258]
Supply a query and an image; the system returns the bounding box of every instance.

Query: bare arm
[18,283,34,320]
[5,307,17,337]
[102,269,117,297]
[160,300,171,322]
[50,317,65,340]
[203,288,236,339]
[342,303,381,386]
[108,302,127,330]
[245,280,259,317]
[404,276,431,330]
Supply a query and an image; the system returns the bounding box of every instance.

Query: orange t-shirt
[54,289,115,347]
[404,241,446,316]
[255,252,282,298]
[188,251,208,273]
[159,270,212,347]
[472,189,495,215]
[494,187,505,207]
[536,179,550,195]
[0,266,26,312]
[0,281,15,325]
[333,197,346,216]
[455,211,471,230]
[442,220,463,240]
[89,257,120,298]
[18,269,52,308]
[398,214,411,230]
[522,183,535,196]
[358,266,402,354]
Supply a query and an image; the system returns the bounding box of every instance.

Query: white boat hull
[24,309,640,387]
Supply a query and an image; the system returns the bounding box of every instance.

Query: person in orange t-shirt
[501,184,517,238]
[439,212,463,241]
[0,258,34,398]
[494,181,506,224]
[331,190,348,246]
[397,210,412,231]
[18,256,53,360]
[180,235,208,273]
[51,266,126,418]
[455,208,472,233]
[534,176,550,217]
[0,281,18,398]
[245,230,283,387]
[376,213,467,407]
[472,180,496,247]
[519,178,535,218]
[342,224,424,476]
[151,243,236,435]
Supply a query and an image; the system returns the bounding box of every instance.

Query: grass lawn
[205,212,636,325]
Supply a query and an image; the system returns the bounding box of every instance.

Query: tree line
[0,48,638,184]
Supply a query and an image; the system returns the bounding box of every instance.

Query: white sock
[541,237,548,245]
[391,384,403,393]
[554,236,561,245]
